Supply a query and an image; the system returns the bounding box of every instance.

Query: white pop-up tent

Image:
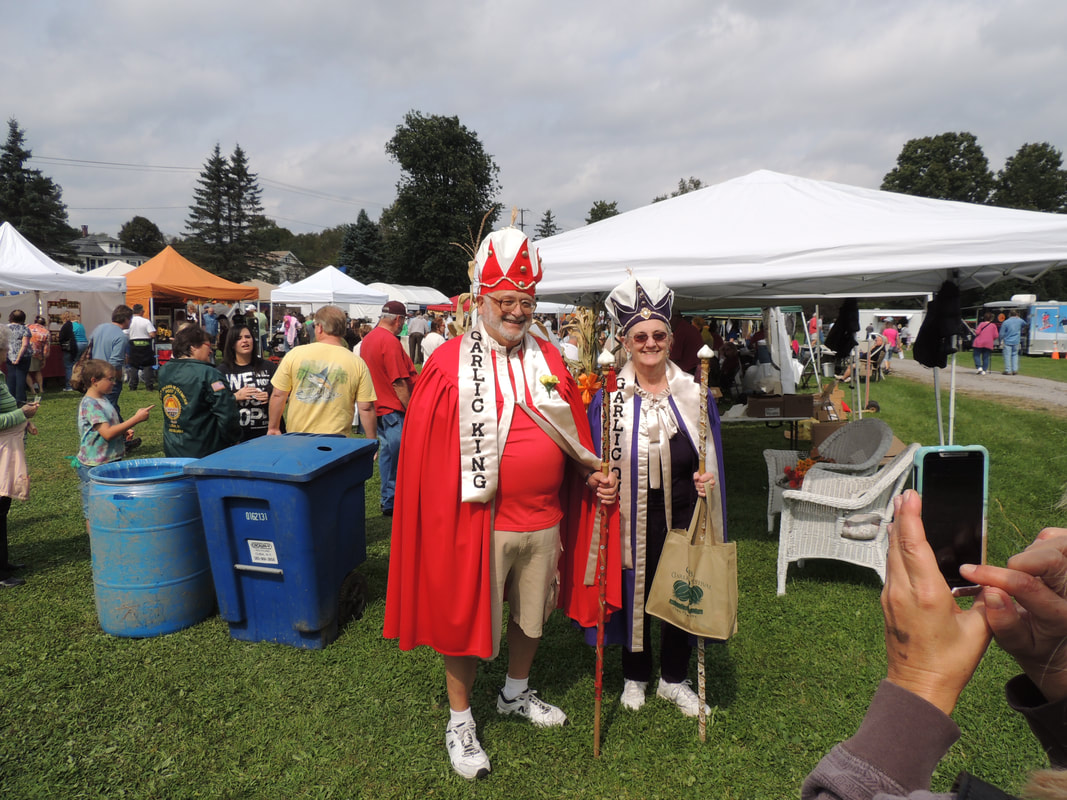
[270,266,388,307]
[0,221,125,293]
[0,221,126,377]
[84,260,138,278]
[350,282,451,320]
[535,170,1067,306]
[367,282,451,308]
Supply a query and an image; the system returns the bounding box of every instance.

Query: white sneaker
[445,719,490,780]
[496,688,567,727]
[619,679,647,710]
[656,678,711,718]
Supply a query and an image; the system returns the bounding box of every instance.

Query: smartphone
[913,445,988,592]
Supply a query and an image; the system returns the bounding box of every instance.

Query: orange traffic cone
[1054,342,1061,360]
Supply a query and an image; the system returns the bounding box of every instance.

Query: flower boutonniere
[539,374,561,396]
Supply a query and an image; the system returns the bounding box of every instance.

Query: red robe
[383,334,619,658]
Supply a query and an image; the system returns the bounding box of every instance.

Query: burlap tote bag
[646,495,738,641]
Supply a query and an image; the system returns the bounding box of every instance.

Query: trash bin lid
[183,434,378,482]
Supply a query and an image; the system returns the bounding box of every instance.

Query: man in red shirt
[358,301,417,516]
[668,309,703,374]
[383,226,617,780]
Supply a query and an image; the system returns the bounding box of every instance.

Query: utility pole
[517,208,531,232]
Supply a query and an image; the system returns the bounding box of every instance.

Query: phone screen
[919,448,987,588]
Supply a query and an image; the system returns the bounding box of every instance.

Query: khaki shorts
[29,357,43,372]
[488,524,562,659]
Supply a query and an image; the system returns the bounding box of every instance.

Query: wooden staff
[593,348,615,758]
[696,345,715,743]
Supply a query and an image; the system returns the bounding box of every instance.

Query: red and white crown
[474,227,542,297]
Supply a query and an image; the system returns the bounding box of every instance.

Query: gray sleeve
[802,681,960,800]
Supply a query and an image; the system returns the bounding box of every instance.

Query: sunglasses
[630,331,669,344]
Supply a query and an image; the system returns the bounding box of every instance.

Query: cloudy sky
[4,0,1066,242]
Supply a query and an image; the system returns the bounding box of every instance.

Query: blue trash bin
[88,458,215,638]
[184,434,378,650]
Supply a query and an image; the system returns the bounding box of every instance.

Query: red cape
[382,334,619,658]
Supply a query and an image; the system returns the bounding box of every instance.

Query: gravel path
[852,355,1067,415]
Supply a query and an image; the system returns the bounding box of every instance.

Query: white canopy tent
[270,266,388,308]
[347,282,451,320]
[534,170,1067,306]
[0,221,126,376]
[0,222,125,293]
[367,282,450,308]
[84,259,138,278]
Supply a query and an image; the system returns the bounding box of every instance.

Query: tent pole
[948,351,957,446]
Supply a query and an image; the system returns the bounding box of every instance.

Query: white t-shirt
[421,331,445,361]
[128,315,156,340]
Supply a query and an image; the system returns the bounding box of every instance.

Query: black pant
[0,495,13,576]
[5,355,30,406]
[623,484,694,684]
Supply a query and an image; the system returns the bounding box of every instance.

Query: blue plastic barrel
[88,458,215,637]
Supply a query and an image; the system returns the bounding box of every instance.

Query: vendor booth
[125,245,259,334]
[0,222,126,381]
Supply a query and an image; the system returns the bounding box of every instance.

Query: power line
[32,153,386,209]
[66,205,187,211]
[31,155,196,173]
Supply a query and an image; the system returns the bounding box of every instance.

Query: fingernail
[985,591,1005,610]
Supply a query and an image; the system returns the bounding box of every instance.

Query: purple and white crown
[606,276,674,334]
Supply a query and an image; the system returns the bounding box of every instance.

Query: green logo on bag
[668,579,704,614]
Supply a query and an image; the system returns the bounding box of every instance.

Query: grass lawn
[943,349,1067,382]
[1,374,1064,798]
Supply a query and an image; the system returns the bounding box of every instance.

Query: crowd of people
[1,235,1062,793]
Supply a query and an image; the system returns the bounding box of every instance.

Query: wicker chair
[763,418,894,531]
[775,443,919,595]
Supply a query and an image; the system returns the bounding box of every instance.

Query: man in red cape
[383,226,618,780]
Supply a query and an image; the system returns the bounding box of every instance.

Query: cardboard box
[814,385,846,421]
[746,395,783,418]
[782,393,814,418]
[810,421,848,452]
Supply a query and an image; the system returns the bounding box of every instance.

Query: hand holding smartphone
[913,445,988,594]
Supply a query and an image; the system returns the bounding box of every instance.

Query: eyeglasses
[630,331,669,344]
[485,295,537,314]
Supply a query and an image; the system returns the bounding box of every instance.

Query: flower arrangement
[781,457,830,489]
[539,374,560,396]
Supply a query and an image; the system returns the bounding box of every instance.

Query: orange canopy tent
[124,246,259,313]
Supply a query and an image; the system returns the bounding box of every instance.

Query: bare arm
[267,388,289,435]
[97,406,153,441]
[393,379,412,409]
[357,402,377,439]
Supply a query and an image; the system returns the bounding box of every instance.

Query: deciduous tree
[991,142,1067,213]
[382,110,500,295]
[118,215,166,257]
[882,131,994,204]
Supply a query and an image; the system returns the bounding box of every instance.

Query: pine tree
[0,118,77,261]
[534,209,560,239]
[338,209,387,282]
[184,143,268,281]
